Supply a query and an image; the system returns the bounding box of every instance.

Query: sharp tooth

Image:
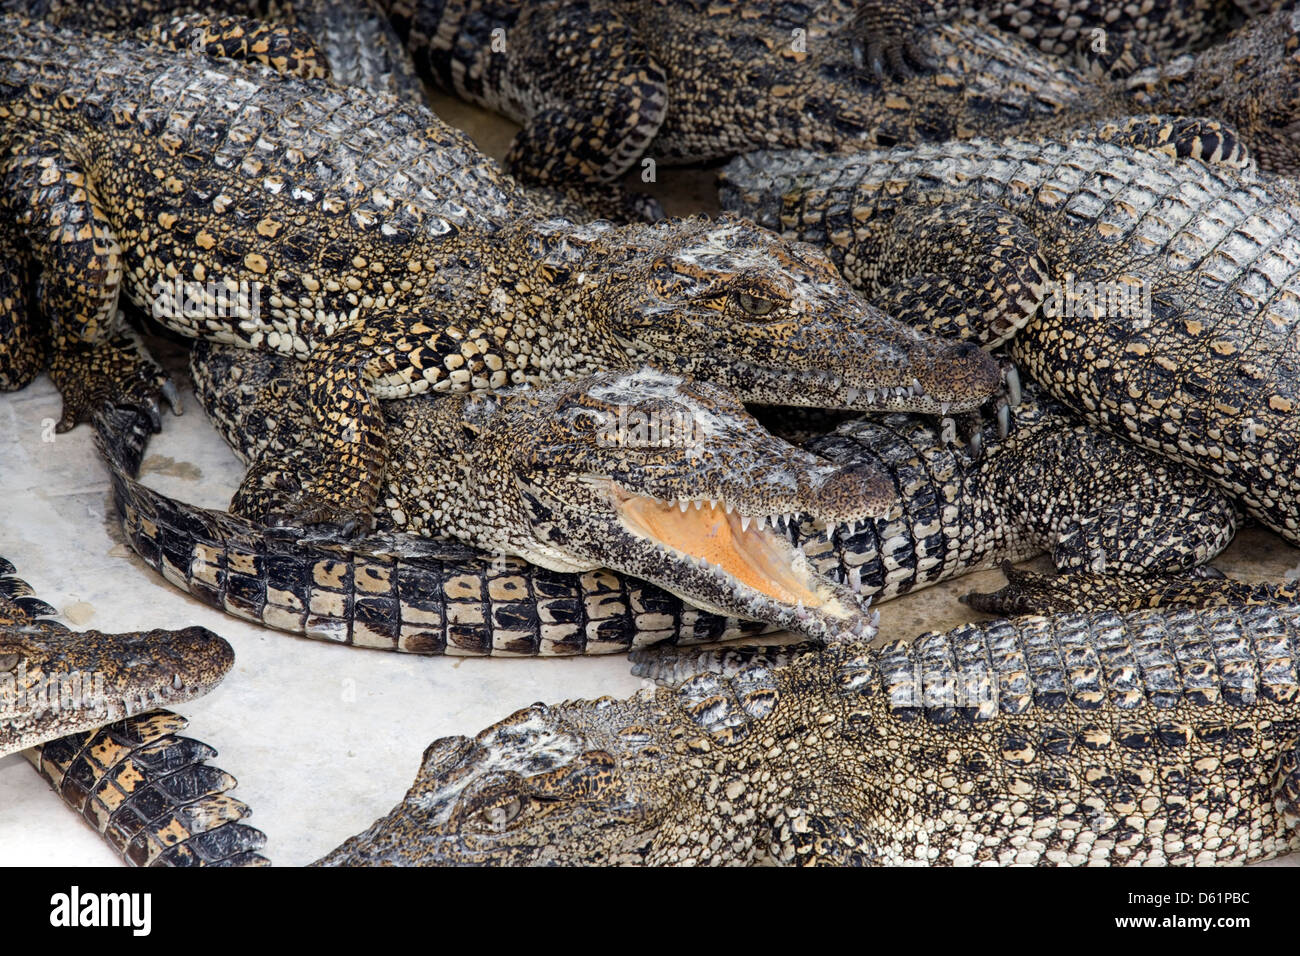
[709,498,718,510]
[757,514,768,531]
[865,389,876,403]
[678,499,690,512]
[849,566,863,592]
[740,514,751,532]
[724,501,733,514]
[693,499,703,510]
[846,387,860,404]
[940,401,951,414]
[912,378,923,394]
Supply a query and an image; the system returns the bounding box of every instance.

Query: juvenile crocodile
[97,367,889,650]
[0,17,1001,532]
[317,602,1300,865]
[373,0,1300,192]
[1,558,267,865]
[198,341,1240,581]
[721,125,1300,546]
[93,341,1237,652]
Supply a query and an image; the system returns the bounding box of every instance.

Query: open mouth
[609,486,869,622]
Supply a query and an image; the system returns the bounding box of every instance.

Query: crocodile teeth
[865,389,876,403]
[679,499,690,512]
[849,566,863,593]
[724,501,733,515]
[740,514,751,532]
[846,387,860,404]
[756,514,768,531]
[940,401,951,414]
[912,378,923,395]
[693,499,703,510]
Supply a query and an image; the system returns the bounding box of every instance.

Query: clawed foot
[848,0,934,80]
[48,333,179,433]
[960,562,1069,617]
[232,453,376,537]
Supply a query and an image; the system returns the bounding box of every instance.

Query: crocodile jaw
[612,490,858,620]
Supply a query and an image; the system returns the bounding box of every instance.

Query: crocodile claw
[997,402,1011,439]
[161,378,182,416]
[48,335,174,434]
[1004,365,1021,408]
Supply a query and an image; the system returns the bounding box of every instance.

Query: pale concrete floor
[1,95,1296,866]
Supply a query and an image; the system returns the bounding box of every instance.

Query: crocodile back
[820,603,1300,864]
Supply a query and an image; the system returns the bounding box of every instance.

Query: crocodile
[97,364,892,649]
[720,124,1300,548]
[368,0,1300,195]
[1,557,267,865]
[91,340,1238,653]
[0,16,1003,531]
[316,601,1300,865]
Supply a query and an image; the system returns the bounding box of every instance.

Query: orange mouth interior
[614,492,841,611]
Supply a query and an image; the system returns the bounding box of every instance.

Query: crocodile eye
[480,797,522,831]
[734,291,779,317]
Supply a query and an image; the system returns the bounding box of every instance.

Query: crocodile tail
[26,710,270,866]
[0,560,60,623]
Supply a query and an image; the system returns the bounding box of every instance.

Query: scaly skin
[0,558,235,754]
[94,344,1238,652]
[26,711,270,867]
[964,564,1300,617]
[926,0,1256,60]
[0,558,266,866]
[721,125,1300,547]
[0,17,1000,531]
[316,603,1300,865]
[375,0,1300,190]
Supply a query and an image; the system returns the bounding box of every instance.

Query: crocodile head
[314,701,705,866]
[316,654,860,867]
[537,215,1002,413]
[409,367,887,641]
[0,623,235,755]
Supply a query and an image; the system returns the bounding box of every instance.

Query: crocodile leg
[227,323,416,531]
[845,0,936,79]
[0,134,172,430]
[849,200,1049,350]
